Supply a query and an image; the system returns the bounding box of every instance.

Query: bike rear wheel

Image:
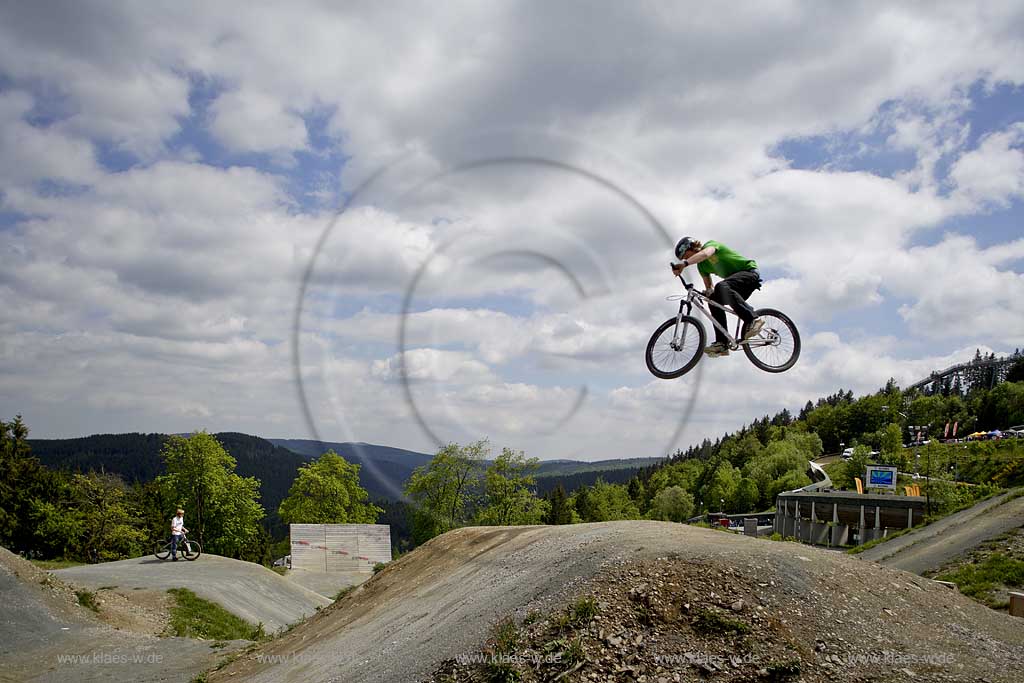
[182,540,202,561]
[742,308,800,373]
[154,541,171,561]
[646,315,706,379]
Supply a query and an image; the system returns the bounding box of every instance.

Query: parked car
[841,447,854,460]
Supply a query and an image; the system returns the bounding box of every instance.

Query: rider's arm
[685,245,716,266]
[702,274,713,291]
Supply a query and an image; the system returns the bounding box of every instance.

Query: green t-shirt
[697,240,758,279]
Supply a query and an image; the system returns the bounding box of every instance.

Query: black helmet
[675,236,696,260]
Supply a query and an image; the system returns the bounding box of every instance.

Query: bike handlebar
[671,263,695,291]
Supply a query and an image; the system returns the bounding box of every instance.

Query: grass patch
[570,596,598,625]
[333,585,356,601]
[166,588,268,641]
[550,611,571,633]
[490,616,520,653]
[522,609,541,625]
[30,558,84,570]
[936,553,1024,607]
[563,637,585,664]
[269,566,287,576]
[847,525,919,555]
[481,617,522,682]
[373,562,388,574]
[75,589,100,612]
[691,609,749,636]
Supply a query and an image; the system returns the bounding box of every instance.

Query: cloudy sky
[2,2,1023,460]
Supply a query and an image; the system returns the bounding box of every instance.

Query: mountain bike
[645,272,800,379]
[154,533,202,561]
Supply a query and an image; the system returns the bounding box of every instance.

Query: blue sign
[865,465,898,489]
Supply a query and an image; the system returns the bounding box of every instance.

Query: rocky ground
[431,549,1024,682]
[209,522,1024,683]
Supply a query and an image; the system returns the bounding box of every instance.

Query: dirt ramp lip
[209,521,1024,683]
[56,554,330,633]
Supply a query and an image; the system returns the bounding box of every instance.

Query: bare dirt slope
[0,547,245,683]
[857,489,1024,574]
[209,522,1024,683]
[57,553,330,632]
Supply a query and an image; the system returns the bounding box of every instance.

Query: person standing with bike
[170,508,188,562]
[671,237,763,357]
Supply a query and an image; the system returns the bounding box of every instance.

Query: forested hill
[28,433,661,518]
[27,433,428,508]
[27,433,310,534]
[268,439,432,471]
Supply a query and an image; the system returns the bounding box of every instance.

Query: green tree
[543,484,573,525]
[1,416,66,552]
[580,479,640,522]
[72,472,148,560]
[279,450,382,525]
[743,437,811,508]
[30,472,147,561]
[573,486,592,522]
[649,485,694,522]
[732,477,760,513]
[880,423,903,457]
[843,444,873,490]
[156,432,265,559]
[1008,358,1024,384]
[474,448,547,525]
[404,440,486,544]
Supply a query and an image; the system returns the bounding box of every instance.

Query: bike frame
[670,274,775,351]
[167,534,193,554]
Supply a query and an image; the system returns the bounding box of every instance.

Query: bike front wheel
[154,541,171,561]
[182,540,202,561]
[646,315,706,379]
[742,308,800,373]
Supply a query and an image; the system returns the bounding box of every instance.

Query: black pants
[710,269,761,344]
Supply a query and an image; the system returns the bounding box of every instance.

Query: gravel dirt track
[0,547,246,683]
[56,553,330,632]
[209,521,1024,683]
[857,489,1024,574]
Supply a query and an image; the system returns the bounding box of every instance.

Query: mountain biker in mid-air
[671,237,763,357]
[170,507,188,561]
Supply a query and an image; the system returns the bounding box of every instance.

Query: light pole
[925,446,932,517]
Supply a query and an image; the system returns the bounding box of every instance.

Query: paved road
[0,549,243,683]
[857,489,1024,574]
[57,554,330,633]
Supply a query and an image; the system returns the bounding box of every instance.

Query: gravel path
[210,521,1024,683]
[857,489,1024,574]
[57,554,330,633]
[0,548,245,683]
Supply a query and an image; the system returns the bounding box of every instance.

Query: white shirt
[171,515,184,535]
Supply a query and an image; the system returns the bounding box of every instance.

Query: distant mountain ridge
[28,433,662,536]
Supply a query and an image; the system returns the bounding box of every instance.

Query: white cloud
[0,90,99,187]
[2,2,1023,459]
[209,88,308,157]
[371,348,494,384]
[949,124,1024,208]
